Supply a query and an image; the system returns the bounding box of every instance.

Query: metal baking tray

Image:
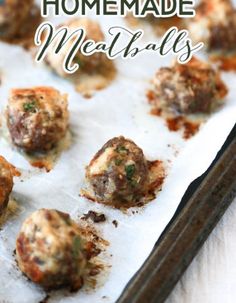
[118,123,236,303]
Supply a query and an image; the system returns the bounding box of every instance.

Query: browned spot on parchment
[166,116,200,139]
[26,131,72,172]
[147,90,202,139]
[74,60,117,98]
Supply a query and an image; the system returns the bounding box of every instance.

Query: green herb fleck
[23,100,37,113]
[115,158,123,166]
[116,146,129,154]
[125,164,136,181]
[131,179,138,187]
[72,236,81,258]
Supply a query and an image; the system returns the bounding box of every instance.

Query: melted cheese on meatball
[16,209,87,290]
[88,147,114,175]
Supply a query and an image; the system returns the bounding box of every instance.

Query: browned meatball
[0,0,33,39]
[0,155,14,217]
[150,57,228,114]
[187,0,236,52]
[85,137,149,207]
[46,18,106,76]
[16,209,88,291]
[6,87,69,153]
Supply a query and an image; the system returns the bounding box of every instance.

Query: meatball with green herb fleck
[6,87,69,153]
[85,137,149,207]
[16,209,88,291]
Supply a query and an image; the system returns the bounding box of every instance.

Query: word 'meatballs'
[85,136,150,208]
[16,209,88,291]
[149,57,228,114]
[0,156,14,217]
[187,0,236,52]
[46,18,106,77]
[6,87,69,153]
[0,0,33,39]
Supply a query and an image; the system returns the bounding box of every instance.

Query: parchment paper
[0,5,235,303]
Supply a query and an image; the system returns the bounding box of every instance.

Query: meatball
[0,156,14,217]
[46,18,106,77]
[6,87,69,153]
[0,0,33,39]
[16,209,88,290]
[150,57,228,114]
[187,0,236,52]
[85,137,149,207]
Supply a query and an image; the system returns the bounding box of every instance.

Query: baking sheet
[0,6,236,303]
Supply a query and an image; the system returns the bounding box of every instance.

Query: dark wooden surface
[117,124,236,303]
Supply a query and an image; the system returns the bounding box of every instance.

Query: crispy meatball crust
[187,0,236,52]
[16,209,87,291]
[46,18,106,76]
[86,136,149,207]
[7,87,69,153]
[0,156,13,217]
[0,0,33,39]
[150,57,228,114]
